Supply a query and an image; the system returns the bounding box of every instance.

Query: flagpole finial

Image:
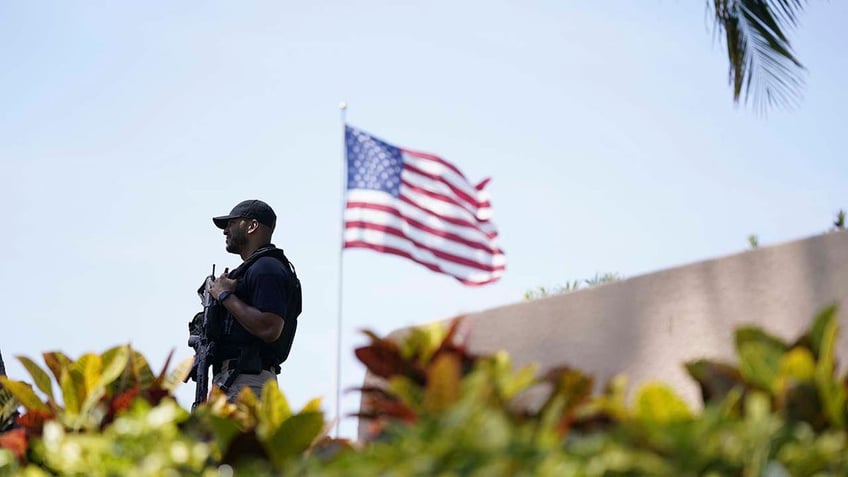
[339,101,347,110]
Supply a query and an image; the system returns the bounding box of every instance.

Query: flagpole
[335,101,348,437]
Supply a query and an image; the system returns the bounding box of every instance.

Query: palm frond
[712,0,808,113]
[0,387,18,431]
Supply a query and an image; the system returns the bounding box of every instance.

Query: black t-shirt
[220,254,299,363]
[235,256,295,319]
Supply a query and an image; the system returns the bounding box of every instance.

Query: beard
[226,228,248,254]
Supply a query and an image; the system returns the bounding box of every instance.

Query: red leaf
[0,428,28,461]
[109,387,140,416]
[15,409,52,435]
[354,344,426,384]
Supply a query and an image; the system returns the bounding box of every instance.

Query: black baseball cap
[213,199,277,230]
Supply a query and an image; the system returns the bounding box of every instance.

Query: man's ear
[247,219,260,234]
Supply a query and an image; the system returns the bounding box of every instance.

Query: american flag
[344,125,505,286]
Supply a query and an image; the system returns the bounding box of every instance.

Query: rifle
[186,265,218,410]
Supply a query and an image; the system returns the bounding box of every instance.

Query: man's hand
[208,271,237,301]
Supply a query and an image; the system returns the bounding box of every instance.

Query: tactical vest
[210,244,302,374]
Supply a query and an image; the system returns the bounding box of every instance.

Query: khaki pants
[211,369,277,401]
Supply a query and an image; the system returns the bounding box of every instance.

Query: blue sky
[1,1,845,438]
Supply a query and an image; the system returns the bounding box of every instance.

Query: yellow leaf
[634,382,692,424]
[17,356,55,403]
[73,353,102,395]
[258,382,291,439]
[300,397,323,413]
[236,386,259,408]
[0,377,49,412]
[779,347,816,381]
[163,356,193,392]
[423,353,461,413]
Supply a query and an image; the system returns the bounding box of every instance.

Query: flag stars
[345,127,404,196]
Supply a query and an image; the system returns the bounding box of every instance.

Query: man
[206,199,302,400]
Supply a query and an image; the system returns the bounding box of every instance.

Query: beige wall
[360,230,848,437]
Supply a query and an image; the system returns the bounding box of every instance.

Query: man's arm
[218,294,284,343]
[209,273,285,344]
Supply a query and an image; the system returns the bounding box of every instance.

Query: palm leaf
[712,0,808,113]
[0,387,18,432]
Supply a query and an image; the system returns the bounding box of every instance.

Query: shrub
[0,346,327,476]
[1,306,846,476]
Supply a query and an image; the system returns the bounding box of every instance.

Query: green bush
[1,306,847,476]
[0,347,327,476]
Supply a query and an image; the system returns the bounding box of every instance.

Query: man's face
[223,218,249,253]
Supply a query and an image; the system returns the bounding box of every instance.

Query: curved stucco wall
[359,230,848,438]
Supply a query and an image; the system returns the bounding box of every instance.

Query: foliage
[525,273,622,300]
[335,305,848,476]
[710,0,812,113]
[748,208,844,250]
[0,346,329,476]
[834,209,845,230]
[1,305,847,475]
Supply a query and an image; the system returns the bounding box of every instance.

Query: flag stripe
[344,222,504,271]
[345,203,502,254]
[347,188,499,237]
[402,159,491,210]
[398,181,496,232]
[344,241,503,286]
[345,207,503,257]
[399,178,485,221]
[352,195,498,239]
[401,148,467,181]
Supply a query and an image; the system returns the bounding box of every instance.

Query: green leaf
[807,304,837,359]
[499,363,538,401]
[205,414,242,459]
[685,359,745,404]
[60,367,84,416]
[736,328,787,393]
[42,351,72,383]
[386,375,424,408]
[258,382,291,440]
[17,356,55,403]
[99,345,130,390]
[634,382,692,424]
[128,349,155,390]
[0,378,49,413]
[402,322,447,364]
[736,326,789,353]
[263,411,325,469]
[813,315,846,429]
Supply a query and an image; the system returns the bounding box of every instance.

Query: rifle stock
[187,265,217,410]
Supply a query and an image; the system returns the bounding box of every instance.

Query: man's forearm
[219,295,284,343]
